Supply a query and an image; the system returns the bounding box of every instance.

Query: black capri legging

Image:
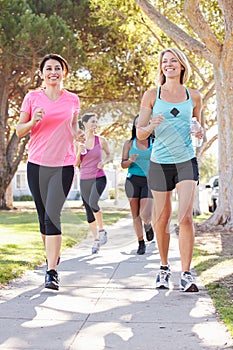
[27,162,74,235]
[80,176,107,223]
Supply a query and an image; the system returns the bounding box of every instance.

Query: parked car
[205,175,219,212]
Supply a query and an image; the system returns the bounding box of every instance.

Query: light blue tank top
[151,87,195,164]
[128,137,152,177]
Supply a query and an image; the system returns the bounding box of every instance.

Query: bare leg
[89,220,98,240]
[41,233,46,246]
[94,210,104,232]
[152,191,172,265]
[140,197,153,226]
[46,235,62,271]
[176,180,197,272]
[129,198,144,241]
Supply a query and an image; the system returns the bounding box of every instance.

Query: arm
[190,89,204,138]
[137,89,163,140]
[191,89,202,123]
[121,140,138,169]
[72,113,85,143]
[98,136,111,169]
[75,142,83,167]
[16,108,45,138]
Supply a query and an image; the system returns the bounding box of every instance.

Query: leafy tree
[135,0,233,229]
[0,0,166,208]
[0,0,83,208]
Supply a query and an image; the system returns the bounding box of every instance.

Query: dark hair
[82,113,97,124]
[130,115,139,140]
[130,114,155,142]
[39,53,69,77]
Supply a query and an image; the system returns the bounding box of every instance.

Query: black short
[125,175,153,199]
[148,158,199,192]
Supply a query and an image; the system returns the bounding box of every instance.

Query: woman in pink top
[76,113,111,254]
[16,53,84,291]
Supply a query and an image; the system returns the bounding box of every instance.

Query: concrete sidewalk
[0,217,232,350]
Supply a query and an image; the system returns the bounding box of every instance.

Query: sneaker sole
[45,283,59,291]
[180,283,199,292]
[156,283,169,289]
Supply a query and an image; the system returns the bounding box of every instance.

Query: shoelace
[184,273,194,282]
[160,270,170,282]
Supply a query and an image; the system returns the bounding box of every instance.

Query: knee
[154,213,171,230]
[179,214,193,226]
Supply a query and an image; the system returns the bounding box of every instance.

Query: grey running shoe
[99,230,107,245]
[180,271,199,292]
[156,266,171,289]
[144,223,154,241]
[92,240,100,254]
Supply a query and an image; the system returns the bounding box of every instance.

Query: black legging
[80,176,107,223]
[27,162,74,235]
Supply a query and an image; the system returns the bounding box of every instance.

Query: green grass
[0,209,129,285]
[193,213,233,338]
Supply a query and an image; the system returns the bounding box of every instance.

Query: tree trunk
[5,182,13,209]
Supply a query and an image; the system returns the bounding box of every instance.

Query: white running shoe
[155,266,171,289]
[99,230,107,245]
[92,240,100,254]
[180,271,199,292]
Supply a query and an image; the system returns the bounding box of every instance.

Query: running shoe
[144,223,154,241]
[155,266,171,289]
[180,271,199,292]
[45,269,59,290]
[99,230,107,245]
[92,239,100,254]
[137,239,146,255]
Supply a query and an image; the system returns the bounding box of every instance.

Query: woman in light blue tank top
[121,115,155,255]
[137,48,204,292]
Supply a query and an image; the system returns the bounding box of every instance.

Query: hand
[97,161,104,169]
[32,108,45,125]
[75,129,85,143]
[150,114,164,129]
[129,154,139,163]
[196,126,204,139]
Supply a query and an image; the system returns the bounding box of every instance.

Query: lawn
[0,209,129,285]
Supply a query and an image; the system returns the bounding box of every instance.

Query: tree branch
[135,0,208,57]
[184,0,222,59]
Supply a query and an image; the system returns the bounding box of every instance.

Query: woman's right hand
[129,153,139,163]
[32,108,45,125]
[150,114,164,128]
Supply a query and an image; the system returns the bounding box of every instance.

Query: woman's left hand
[97,161,104,169]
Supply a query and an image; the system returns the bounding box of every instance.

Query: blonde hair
[157,47,191,85]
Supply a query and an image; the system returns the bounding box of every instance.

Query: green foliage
[199,152,218,183]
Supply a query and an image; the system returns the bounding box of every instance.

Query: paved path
[0,216,232,350]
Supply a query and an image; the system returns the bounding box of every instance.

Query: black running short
[148,157,199,192]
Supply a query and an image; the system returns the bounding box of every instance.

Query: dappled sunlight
[190,297,216,318]
[193,321,233,348]
[72,322,134,350]
[200,259,233,284]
